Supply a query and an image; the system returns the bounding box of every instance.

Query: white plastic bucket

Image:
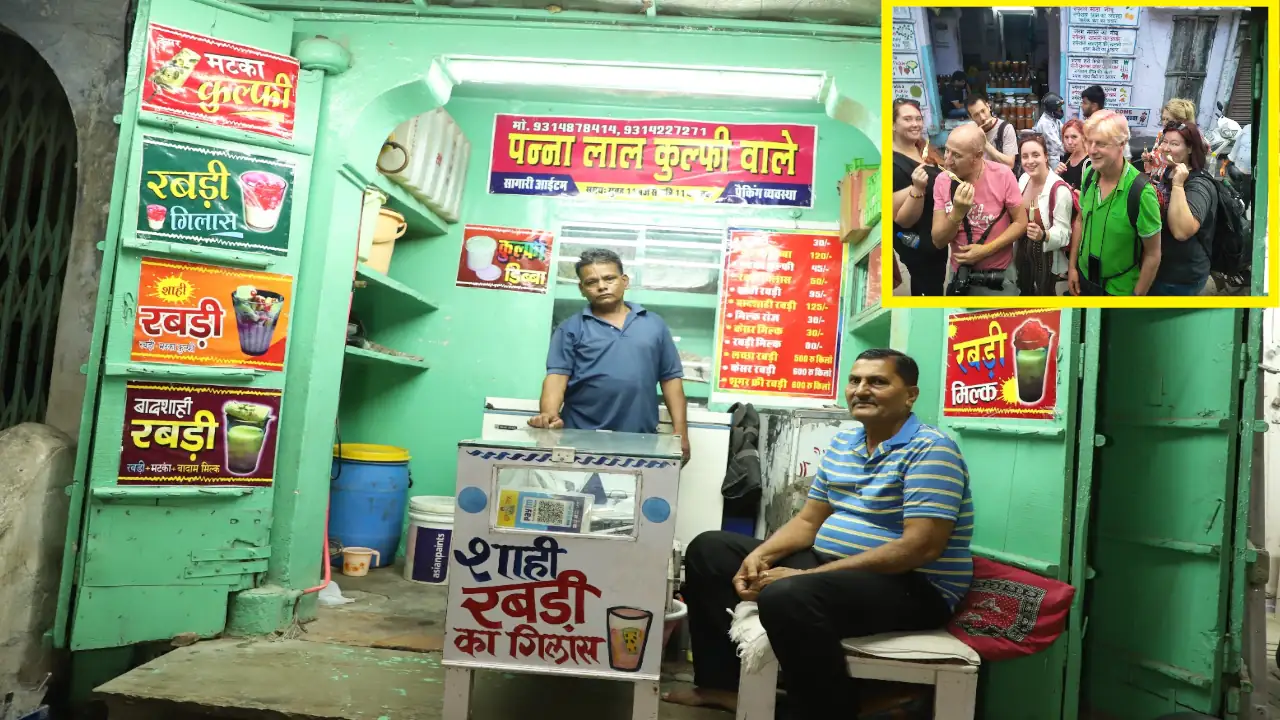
[405,495,455,585]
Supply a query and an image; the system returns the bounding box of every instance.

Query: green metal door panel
[72,586,232,652]
[936,309,1087,720]
[55,0,319,651]
[1086,309,1246,717]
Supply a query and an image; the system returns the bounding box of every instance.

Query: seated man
[663,348,973,717]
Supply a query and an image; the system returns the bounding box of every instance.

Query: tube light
[995,6,1036,13]
[444,56,827,102]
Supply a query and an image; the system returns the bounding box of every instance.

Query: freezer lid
[460,427,682,460]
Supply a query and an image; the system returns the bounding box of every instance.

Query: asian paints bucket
[330,443,411,569]
[342,546,380,577]
[405,495,455,585]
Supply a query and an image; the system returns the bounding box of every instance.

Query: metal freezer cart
[442,429,683,720]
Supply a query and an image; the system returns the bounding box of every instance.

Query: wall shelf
[370,174,449,238]
[343,345,429,371]
[848,305,891,335]
[354,263,438,313]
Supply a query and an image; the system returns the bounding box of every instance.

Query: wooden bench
[735,627,980,720]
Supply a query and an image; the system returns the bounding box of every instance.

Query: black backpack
[1080,165,1153,277]
[1193,171,1251,276]
[997,120,1022,178]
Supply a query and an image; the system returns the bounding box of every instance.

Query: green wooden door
[1084,309,1253,718]
[935,308,1099,720]
[53,0,320,650]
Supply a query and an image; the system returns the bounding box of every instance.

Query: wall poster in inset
[132,257,293,371]
[943,309,1061,420]
[456,224,554,294]
[119,382,282,486]
[137,136,296,256]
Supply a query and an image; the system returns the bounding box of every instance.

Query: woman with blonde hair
[1145,98,1198,173]
[1069,110,1163,296]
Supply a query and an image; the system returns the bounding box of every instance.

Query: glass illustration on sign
[1012,319,1054,405]
[607,607,653,672]
[231,285,284,356]
[237,171,290,232]
[223,401,275,475]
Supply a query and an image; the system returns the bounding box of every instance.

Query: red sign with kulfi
[943,309,1060,419]
[142,24,300,140]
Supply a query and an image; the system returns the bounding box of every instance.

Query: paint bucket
[342,546,380,577]
[662,598,687,650]
[330,443,411,568]
[367,208,407,274]
[405,495,455,585]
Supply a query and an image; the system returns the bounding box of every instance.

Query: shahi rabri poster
[132,257,293,371]
[142,24,300,140]
[714,228,846,402]
[489,115,817,207]
[943,309,1061,420]
[137,137,295,256]
[456,225,554,294]
[118,382,282,486]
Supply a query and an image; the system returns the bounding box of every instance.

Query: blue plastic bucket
[330,443,411,568]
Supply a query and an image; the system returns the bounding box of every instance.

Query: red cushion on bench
[945,557,1075,661]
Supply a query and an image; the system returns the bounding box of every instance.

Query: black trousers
[683,531,952,717]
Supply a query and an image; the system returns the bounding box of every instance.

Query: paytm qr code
[521,498,573,527]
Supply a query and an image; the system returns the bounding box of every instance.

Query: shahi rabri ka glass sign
[137,137,295,256]
[142,24,300,140]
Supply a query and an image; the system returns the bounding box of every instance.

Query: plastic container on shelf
[367,208,407,274]
[405,495,456,584]
[378,107,471,223]
[330,443,412,569]
[377,117,421,185]
[356,187,387,264]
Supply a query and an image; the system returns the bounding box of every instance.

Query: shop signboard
[1067,83,1132,107]
[893,54,923,80]
[1066,56,1134,84]
[132,257,293,371]
[1069,7,1140,27]
[1113,107,1153,128]
[714,228,846,402]
[893,81,929,106]
[136,136,295,256]
[118,381,282,486]
[142,23,300,139]
[943,309,1060,420]
[1067,27,1137,56]
[456,224,554,294]
[892,22,918,51]
[488,115,817,208]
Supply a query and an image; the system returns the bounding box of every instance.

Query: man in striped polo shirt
[664,348,973,717]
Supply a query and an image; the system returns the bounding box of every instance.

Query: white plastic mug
[465,235,498,271]
[341,546,380,577]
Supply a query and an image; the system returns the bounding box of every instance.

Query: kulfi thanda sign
[142,24,299,139]
[943,309,1060,419]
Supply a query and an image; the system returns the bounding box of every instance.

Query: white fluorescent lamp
[994,6,1036,13]
[444,56,826,102]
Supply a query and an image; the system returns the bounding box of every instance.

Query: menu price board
[1066,56,1134,84]
[132,257,293,371]
[488,115,817,208]
[137,137,296,256]
[142,24,300,139]
[715,229,845,401]
[943,309,1060,420]
[119,382,282,486]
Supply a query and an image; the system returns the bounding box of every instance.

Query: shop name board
[1066,56,1134,84]
[1067,27,1137,56]
[119,382,282,486]
[488,115,817,208]
[1067,83,1132,107]
[714,228,846,402]
[1069,7,1140,27]
[943,309,1060,420]
[142,24,300,140]
[137,137,295,256]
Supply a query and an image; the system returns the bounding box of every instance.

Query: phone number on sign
[524,120,712,137]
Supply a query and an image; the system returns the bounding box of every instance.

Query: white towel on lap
[728,601,775,674]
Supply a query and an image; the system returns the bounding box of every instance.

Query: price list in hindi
[715,228,845,401]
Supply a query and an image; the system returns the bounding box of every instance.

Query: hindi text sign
[488,115,817,208]
[1069,7,1140,27]
[456,225,554,294]
[1066,56,1135,84]
[892,22,918,51]
[1112,107,1153,129]
[143,24,299,139]
[943,309,1061,419]
[137,137,295,256]
[1067,27,1137,56]
[715,228,846,401]
[1067,83,1132,107]
[132,257,293,371]
[893,54,923,80]
[119,382,282,486]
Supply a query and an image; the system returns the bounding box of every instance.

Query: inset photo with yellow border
[880,1,1277,308]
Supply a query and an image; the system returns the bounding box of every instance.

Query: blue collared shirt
[546,302,684,434]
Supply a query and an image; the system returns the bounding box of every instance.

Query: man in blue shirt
[664,348,972,717]
[529,248,690,464]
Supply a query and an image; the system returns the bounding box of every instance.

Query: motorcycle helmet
[1041,93,1065,119]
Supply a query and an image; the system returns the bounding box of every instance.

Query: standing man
[965,94,1018,170]
[1032,92,1066,162]
[662,348,972,717]
[529,248,690,465]
[1079,85,1106,120]
[932,122,1028,296]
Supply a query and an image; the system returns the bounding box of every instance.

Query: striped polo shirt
[807,414,974,609]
